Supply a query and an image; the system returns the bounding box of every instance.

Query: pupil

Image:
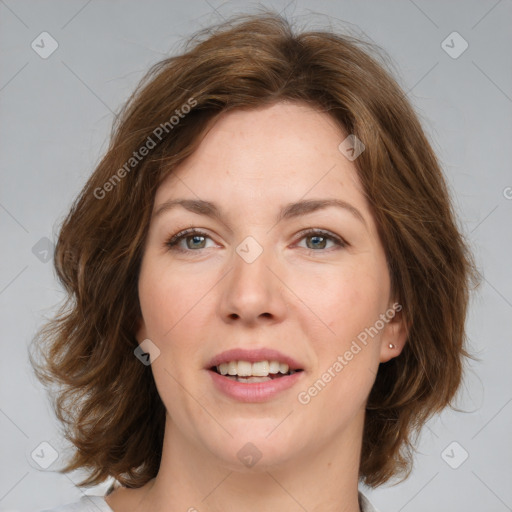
[307,235,326,250]
[188,235,205,249]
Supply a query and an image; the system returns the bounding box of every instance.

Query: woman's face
[136,101,405,470]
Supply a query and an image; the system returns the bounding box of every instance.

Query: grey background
[1,1,511,511]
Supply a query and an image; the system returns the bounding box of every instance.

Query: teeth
[269,360,280,374]
[252,361,269,376]
[227,361,237,376]
[237,360,252,377]
[216,360,295,377]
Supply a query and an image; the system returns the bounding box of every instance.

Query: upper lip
[206,348,304,371]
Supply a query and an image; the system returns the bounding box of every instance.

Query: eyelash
[165,228,347,254]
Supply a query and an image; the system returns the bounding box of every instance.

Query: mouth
[205,348,306,401]
[206,350,306,402]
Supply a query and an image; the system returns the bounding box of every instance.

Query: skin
[105,101,407,512]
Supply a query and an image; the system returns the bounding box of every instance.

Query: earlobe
[379,307,408,363]
[380,341,401,363]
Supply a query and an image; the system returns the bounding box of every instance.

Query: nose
[218,238,288,326]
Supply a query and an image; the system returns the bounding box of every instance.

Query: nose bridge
[219,234,285,322]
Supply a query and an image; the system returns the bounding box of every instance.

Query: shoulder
[359,491,381,512]
[39,495,113,512]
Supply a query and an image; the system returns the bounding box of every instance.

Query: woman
[31,10,477,512]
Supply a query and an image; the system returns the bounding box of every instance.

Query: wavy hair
[29,9,478,488]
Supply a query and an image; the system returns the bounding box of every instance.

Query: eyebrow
[153,198,367,227]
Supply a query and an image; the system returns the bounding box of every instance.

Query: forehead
[154,101,368,216]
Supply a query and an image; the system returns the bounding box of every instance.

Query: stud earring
[388,343,396,349]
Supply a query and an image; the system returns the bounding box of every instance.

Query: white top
[39,491,380,511]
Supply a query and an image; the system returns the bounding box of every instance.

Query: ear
[379,302,408,363]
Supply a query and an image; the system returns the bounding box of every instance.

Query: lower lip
[208,370,304,402]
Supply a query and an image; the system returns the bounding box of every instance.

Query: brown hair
[29,9,478,488]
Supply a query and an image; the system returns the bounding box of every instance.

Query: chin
[203,427,305,472]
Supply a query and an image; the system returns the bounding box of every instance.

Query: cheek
[294,259,389,408]
[317,262,389,392]
[296,259,388,340]
[138,260,197,335]
[138,270,172,338]
[137,259,217,373]
[297,280,384,416]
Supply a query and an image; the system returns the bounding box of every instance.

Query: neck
[139,411,364,512]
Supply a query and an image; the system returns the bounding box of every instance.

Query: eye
[165,228,347,254]
[295,229,347,251]
[165,229,216,252]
